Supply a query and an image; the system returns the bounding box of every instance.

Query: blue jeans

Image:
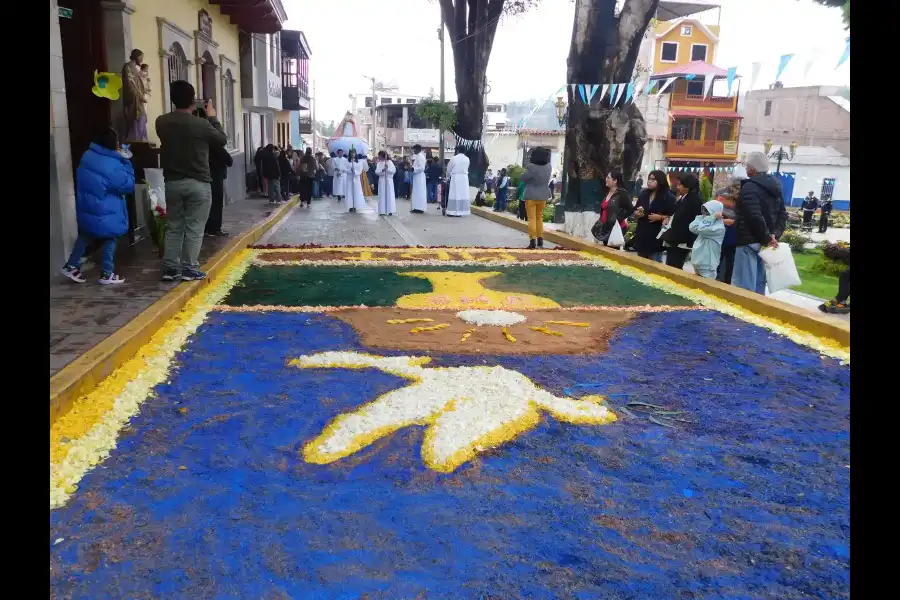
[732,243,767,294]
[427,181,437,202]
[312,180,320,198]
[67,234,117,274]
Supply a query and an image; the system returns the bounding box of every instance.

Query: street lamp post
[555,96,569,203]
[763,139,798,175]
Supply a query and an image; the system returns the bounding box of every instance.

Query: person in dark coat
[278,150,294,202]
[818,198,833,233]
[298,147,317,207]
[59,127,135,285]
[592,169,634,247]
[715,182,740,284]
[801,191,819,227]
[632,169,676,261]
[661,172,704,269]
[426,158,442,203]
[253,145,266,195]
[204,141,234,237]
[732,152,789,294]
[261,144,282,204]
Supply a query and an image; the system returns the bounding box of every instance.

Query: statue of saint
[122,49,148,142]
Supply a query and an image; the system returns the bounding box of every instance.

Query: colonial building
[276,29,312,150]
[50,0,287,276]
[739,84,850,158]
[650,60,742,171]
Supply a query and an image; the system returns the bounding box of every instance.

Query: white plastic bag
[144,168,166,211]
[607,220,626,248]
[759,244,801,293]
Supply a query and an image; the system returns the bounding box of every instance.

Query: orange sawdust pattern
[331,308,636,355]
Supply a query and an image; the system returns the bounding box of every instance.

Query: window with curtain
[167,43,190,112]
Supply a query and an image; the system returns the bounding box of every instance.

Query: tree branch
[616,0,659,73]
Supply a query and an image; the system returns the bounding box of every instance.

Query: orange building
[650,61,741,172]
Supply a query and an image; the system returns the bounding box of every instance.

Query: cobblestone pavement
[260,196,553,248]
[50,194,285,377]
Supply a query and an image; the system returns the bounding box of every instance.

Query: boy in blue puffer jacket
[60,128,135,284]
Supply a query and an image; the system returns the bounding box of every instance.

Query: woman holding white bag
[592,169,633,248]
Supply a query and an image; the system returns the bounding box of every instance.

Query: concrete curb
[49,197,301,426]
[472,206,850,347]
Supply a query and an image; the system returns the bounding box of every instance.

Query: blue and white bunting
[726,67,737,97]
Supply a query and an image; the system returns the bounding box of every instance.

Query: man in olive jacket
[732,152,789,294]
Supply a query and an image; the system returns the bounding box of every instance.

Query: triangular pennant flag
[836,38,849,68]
[578,85,588,104]
[803,52,818,81]
[726,67,737,96]
[702,74,715,100]
[585,84,600,104]
[624,82,635,104]
[775,54,794,80]
[608,84,618,105]
[599,84,611,103]
[644,80,657,96]
[655,77,677,96]
[685,74,696,81]
[613,82,627,106]
[748,62,762,92]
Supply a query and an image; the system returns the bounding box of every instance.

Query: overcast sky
[283,0,850,124]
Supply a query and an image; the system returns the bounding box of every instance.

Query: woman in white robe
[344,149,367,212]
[375,151,397,215]
[410,145,428,213]
[445,150,471,217]
[331,150,348,200]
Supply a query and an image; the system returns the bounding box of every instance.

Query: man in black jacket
[732,152,789,294]
[204,142,234,236]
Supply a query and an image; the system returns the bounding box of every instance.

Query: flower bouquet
[147,189,167,257]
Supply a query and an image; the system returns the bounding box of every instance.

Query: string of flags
[452,132,483,152]
[666,166,736,173]
[567,39,849,106]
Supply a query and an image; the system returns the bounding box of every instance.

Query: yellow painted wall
[653,20,719,73]
[129,0,241,146]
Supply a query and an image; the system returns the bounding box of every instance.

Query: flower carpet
[50,246,850,599]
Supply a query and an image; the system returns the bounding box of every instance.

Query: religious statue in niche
[198,10,213,39]
[122,49,149,142]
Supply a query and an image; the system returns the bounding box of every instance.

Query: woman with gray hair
[732,152,789,294]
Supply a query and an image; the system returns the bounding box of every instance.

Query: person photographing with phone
[155,82,228,282]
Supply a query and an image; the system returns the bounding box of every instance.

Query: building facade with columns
[49,0,285,276]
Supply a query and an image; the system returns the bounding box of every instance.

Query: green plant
[812,255,850,277]
[542,203,554,223]
[700,174,713,201]
[780,228,810,254]
[416,98,457,132]
[507,199,519,214]
[506,165,525,188]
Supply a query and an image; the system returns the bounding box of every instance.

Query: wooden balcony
[665,138,739,159]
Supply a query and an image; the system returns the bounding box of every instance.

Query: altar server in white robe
[445,148,471,217]
[410,144,428,213]
[331,149,349,201]
[375,151,397,216]
[344,148,367,212]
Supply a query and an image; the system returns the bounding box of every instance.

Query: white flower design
[290,352,616,472]
[456,309,527,327]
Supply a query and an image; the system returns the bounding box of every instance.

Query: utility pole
[438,15,445,176]
[370,75,377,152]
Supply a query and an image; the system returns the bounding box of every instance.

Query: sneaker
[537,237,544,248]
[208,230,229,237]
[60,264,86,283]
[162,268,180,282]
[180,268,207,281]
[99,272,125,285]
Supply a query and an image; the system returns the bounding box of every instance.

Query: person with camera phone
[155,82,228,282]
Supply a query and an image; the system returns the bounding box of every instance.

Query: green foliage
[416,98,457,131]
[316,120,336,137]
[812,255,850,277]
[506,164,525,187]
[780,228,811,254]
[699,175,713,201]
[810,0,849,29]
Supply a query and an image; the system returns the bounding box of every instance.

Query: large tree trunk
[440,0,505,187]
[563,0,658,239]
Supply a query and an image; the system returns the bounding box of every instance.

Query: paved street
[259,196,551,248]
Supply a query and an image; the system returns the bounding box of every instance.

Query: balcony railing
[665,139,739,156]
[670,93,737,110]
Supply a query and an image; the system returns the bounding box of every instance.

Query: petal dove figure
[290,352,617,472]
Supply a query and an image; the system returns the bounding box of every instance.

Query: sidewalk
[50,195,284,377]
